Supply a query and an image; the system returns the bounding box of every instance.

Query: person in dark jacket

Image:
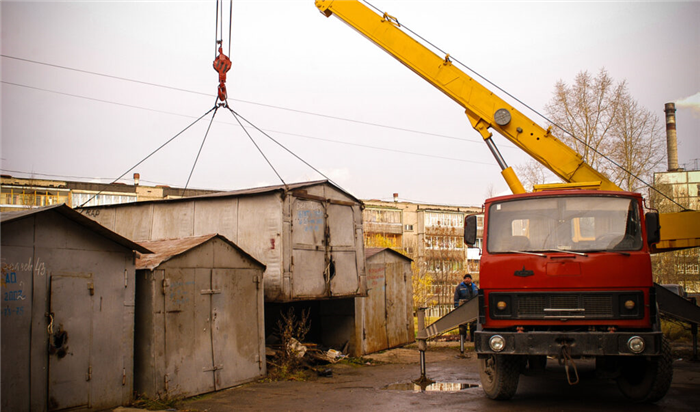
[454,273,478,308]
[454,273,479,344]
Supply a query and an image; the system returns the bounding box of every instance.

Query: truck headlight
[489,335,506,352]
[627,336,645,354]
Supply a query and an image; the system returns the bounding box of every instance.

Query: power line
[1,80,497,166]
[1,81,195,118]
[1,55,211,97]
[1,54,496,146]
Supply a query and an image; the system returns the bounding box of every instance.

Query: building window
[425,212,464,228]
[425,235,464,250]
[71,192,137,208]
[364,208,401,224]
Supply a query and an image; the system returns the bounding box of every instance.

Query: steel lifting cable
[78,107,217,208]
[226,108,288,190]
[227,107,350,193]
[182,107,220,196]
[228,0,232,58]
[213,0,233,104]
[361,1,683,209]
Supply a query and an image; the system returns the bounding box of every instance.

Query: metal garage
[133,234,266,399]
[1,204,149,411]
[356,248,415,354]
[78,180,366,303]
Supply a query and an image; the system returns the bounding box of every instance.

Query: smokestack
[393,193,399,203]
[664,103,680,172]
[133,173,140,186]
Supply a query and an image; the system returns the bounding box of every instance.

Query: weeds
[267,307,312,381]
[662,317,693,342]
[132,394,183,411]
[339,356,381,367]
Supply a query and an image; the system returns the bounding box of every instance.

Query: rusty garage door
[291,198,358,298]
[48,274,93,411]
[162,268,261,396]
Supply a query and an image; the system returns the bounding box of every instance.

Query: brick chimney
[664,103,680,171]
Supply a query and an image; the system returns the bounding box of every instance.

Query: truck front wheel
[616,338,673,402]
[479,354,521,400]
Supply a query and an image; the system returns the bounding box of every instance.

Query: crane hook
[213,42,232,102]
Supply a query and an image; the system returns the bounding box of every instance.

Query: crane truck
[315,0,700,402]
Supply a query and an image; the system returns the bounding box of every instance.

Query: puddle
[382,381,480,392]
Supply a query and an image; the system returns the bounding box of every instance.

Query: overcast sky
[2,0,698,206]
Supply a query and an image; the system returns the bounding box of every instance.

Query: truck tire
[616,338,673,402]
[479,354,521,400]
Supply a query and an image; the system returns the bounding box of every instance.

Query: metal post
[692,322,698,361]
[414,308,433,387]
[417,308,427,379]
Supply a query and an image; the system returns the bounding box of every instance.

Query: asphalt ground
[147,341,700,412]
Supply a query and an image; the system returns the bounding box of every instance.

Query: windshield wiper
[575,249,631,256]
[539,249,588,257]
[506,250,547,258]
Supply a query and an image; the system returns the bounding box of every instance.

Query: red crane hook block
[213,46,232,101]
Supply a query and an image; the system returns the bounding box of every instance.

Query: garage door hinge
[86,365,92,381]
[203,364,224,372]
[162,278,170,295]
[253,275,261,290]
[124,269,128,288]
[122,368,127,385]
[200,289,222,295]
[87,282,95,296]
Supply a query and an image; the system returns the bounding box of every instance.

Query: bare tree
[608,94,666,192]
[484,183,496,199]
[513,68,666,192]
[545,69,624,171]
[515,159,550,192]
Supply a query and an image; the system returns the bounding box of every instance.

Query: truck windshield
[487,196,643,253]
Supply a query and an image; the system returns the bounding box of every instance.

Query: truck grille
[518,294,612,317]
[489,291,644,320]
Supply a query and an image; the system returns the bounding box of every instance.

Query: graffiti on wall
[1,257,37,317]
[297,210,324,233]
[168,280,195,306]
[366,265,385,289]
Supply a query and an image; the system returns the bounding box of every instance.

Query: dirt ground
[115,340,700,412]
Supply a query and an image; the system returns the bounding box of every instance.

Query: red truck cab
[465,190,671,402]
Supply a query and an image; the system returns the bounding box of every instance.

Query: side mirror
[645,212,660,245]
[464,215,477,246]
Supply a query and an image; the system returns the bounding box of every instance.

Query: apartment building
[651,169,700,292]
[363,194,482,316]
[0,174,218,211]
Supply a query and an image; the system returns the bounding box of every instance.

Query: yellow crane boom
[315,0,699,251]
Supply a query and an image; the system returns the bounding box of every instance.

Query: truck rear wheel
[616,338,673,402]
[479,354,520,400]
